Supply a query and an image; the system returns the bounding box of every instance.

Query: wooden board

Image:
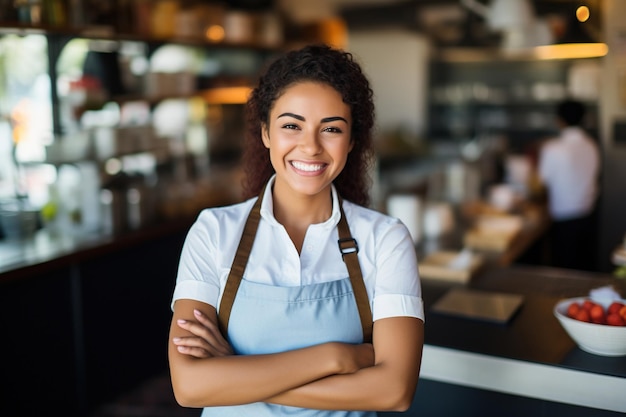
[431,287,525,324]
[463,228,519,252]
[419,251,484,283]
[463,214,524,252]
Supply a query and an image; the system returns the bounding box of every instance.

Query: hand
[173,309,234,358]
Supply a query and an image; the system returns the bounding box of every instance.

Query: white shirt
[538,126,600,221]
[172,177,425,322]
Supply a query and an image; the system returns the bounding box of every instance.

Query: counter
[0,216,194,282]
[0,218,196,417]
[414,265,626,416]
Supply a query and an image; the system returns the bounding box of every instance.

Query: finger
[178,319,213,340]
[193,310,234,354]
[173,336,227,358]
[175,343,210,359]
[176,320,233,356]
[193,308,217,328]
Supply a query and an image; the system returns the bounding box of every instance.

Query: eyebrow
[277,112,348,124]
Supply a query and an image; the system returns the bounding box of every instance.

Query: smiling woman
[167,44,425,417]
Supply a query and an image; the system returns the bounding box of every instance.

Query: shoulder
[541,137,561,153]
[539,138,564,164]
[189,198,257,239]
[342,200,411,244]
[342,200,400,229]
[198,198,256,221]
[581,133,600,151]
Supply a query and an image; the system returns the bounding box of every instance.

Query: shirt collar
[561,126,585,141]
[259,174,342,229]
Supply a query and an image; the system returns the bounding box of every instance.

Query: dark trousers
[548,209,598,271]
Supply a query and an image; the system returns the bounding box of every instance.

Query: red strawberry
[608,302,625,315]
[582,300,596,311]
[567,302,581,318]
[606,313,626,326]
[575,309,591,322]
[620,305,626,321]
[590,304,606,323]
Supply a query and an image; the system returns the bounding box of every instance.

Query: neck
[272,189,333,228]
[270,182,333,254]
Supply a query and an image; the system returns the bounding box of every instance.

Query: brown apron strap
[337,197,373,344]
[218,188,373,344]
[217,188,264,336]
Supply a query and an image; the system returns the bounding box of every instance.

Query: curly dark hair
[241,43,376,207]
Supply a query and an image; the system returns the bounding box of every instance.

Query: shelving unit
[426,50,601,152]
[0,25,278,133]
[0,17,283,235]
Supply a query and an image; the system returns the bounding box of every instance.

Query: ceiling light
[576,6,590,23]
[533,43,608,60]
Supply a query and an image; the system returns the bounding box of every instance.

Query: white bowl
[554,297,626,356]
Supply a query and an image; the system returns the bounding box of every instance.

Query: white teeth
[292,161,324,172]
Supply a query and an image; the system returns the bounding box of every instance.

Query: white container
[488,183,518,212]
[422,202,455,239]
[554,297,626,357]
[387,194,422,244]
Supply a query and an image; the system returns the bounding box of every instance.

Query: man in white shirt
[538,99,601,271]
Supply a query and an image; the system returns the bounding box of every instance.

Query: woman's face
[262,81,353,200]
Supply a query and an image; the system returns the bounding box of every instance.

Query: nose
[298,129,322,155]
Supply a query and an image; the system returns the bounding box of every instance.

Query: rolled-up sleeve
[171,279,219,310]
[170,210,222,310]
[374,293,424,321]
[371,218,424,322]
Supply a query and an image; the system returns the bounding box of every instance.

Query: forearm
[170,300,353,407]
[170,339,351,408]
[266,317,424,412]
[266,355,418,412]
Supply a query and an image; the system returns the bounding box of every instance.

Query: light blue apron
[203,191,376,417]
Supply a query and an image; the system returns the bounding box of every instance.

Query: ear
[261,124,270,149]
[348,138,355,153]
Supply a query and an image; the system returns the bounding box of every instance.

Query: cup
[386,194,422,244]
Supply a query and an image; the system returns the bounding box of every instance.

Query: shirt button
[306,245,313,252]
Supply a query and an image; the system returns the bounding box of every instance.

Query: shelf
[0,23,282,51]
[429,100,598,107]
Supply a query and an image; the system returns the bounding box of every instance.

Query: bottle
[43,0,67,27]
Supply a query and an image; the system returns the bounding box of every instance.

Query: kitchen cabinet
[0,220,190,417]
[427,50,601,152]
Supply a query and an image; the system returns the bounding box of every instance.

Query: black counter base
[381,379,624,417]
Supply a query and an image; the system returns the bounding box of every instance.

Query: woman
[168,44,424,416]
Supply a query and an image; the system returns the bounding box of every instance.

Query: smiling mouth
[291,161,326,172]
